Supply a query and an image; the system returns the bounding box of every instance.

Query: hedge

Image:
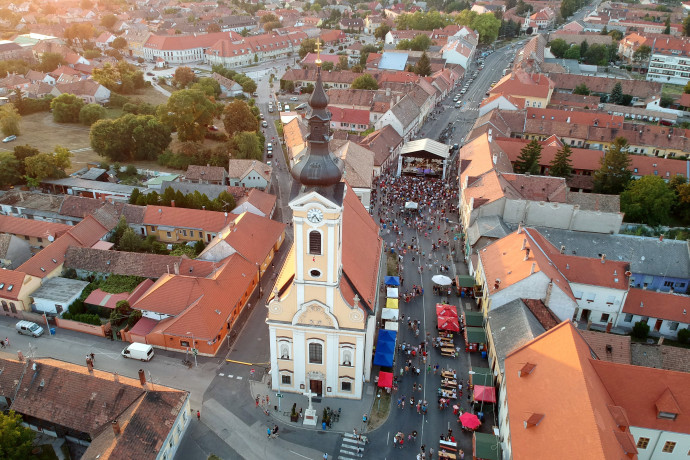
[61,313,102,325]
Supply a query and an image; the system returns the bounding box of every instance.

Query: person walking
[196,410,201,421]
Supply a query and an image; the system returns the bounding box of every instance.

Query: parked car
[252,92,259,97]
[296,103,307,110]
[267,142,273,151]
[262,121,268,127]
[267,152,273,158]
[208,125,219,131]
[284,104,291,112]
[146,72,154,76]
[2,135,16,143]
[290,96,298,101]
[16,320,43,337]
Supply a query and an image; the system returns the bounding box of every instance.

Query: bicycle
[182,359,193,368]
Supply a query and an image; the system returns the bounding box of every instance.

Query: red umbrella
[459,412,481,430]
[438,315,460,332]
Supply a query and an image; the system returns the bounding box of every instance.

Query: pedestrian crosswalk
[338,432,366,459]
[460,106,478,113]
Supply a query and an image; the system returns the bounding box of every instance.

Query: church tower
[266,47,381,400]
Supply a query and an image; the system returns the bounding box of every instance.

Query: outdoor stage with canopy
[397,138,451,179]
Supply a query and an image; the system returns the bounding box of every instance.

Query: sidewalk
[250,374,379,435]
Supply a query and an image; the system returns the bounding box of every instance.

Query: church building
[265,57,384,400]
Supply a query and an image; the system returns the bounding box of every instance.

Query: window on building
[341,381,352,392]
[624,313,633,322]
[636,437,650,449]
[600,313,610,323]
[662,441,676,453]
[166,232,172,238]
[664,281,674,287]
[670,322,679,331]
[308,342,323,364]
[280,343,290,360]
[342,350,352,367]
[37,237,42,243]
[281,374,291,385]
[309,231,321,255]
[180,340,190,347]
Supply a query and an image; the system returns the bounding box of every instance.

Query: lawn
[662,83,685,99]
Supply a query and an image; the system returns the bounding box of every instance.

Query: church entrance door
[309,379,323,396]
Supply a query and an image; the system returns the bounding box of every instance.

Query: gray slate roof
[536,227,690,279]
[391,95,420,130]
[486,298,546,373]
[467,215,511,246]
[32,277,89,303]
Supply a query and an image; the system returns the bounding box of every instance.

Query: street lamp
[257,262,263,297]
[187,331,197,367]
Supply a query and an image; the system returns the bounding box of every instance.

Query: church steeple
[290,40,343,188]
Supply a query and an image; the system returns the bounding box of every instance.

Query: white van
[284,104,291,112]
[122,343,155,361]
[16,320,44,337]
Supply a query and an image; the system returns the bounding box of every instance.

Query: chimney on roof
[660,234,664,242]
[521,238,527,250]
[170,199,175,207]
[174,262,180,275]
[560,245,565,254]
[524,248,530,260]
[530,262,536,274]
[86,356,93,372]
[138,369,146,386]
[600,254,606,263]
[112,420,121,436]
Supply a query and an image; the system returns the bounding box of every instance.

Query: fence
[55,317,110,337]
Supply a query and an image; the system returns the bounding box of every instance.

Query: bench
[441,371,456,379]
[438,452,456,459]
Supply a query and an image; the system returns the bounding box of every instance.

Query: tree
[621,176,675,225]
[609,82,623,104]
[101,13,118,30]
[0,152,21,186]
[79,103,106,126]
[415,51,432,76]
[158,89,216,142]
[51,93,84,123]
[397,34,432,51]
[92,61,145,94]
[207,23,221,33]
[321,62,335,71]
[632,320,650,339]
[564,45,581,60]
[173,66,197,88]
[38,52,65,72]
[64,23,94,44]
[118,228,142,252]
[549,38,569,58]
[374,24,391,40]
[684,16,690,37]
[593,137,632,194]
[0,411,34,460]
[582,43,610,66]
[632,44,651,70]
[573,83,590,95]
[223,99,258,137]
[336,55,349,71]
[231,131,262,160]
[664,15,671,35]
[549,144,573,178]
[192,77,221,97]
[472,13,501,44]
[299,38,317,59]
[24,148,71,181]
[111,37,128,50]
[91,114,171,161]
[579,40,589,57]
[0,103,21,136]
[513,139,542,174]
[351,74,379,90]
[609,29,623,41]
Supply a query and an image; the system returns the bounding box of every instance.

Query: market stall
[473,385,496,404]
[469,366,492,388]
[384,276,400,286]
[464,326,487,352]
[387,287,399,298]
[373,330,397,367]
[463,311,483,328]
[378,371,394,388]
[386,298,399,309]
[381,308,399,321]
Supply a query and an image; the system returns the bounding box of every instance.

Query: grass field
[1,87,171,174]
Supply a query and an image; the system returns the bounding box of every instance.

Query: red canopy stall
[473,385,496,404]
[378,371,394,388]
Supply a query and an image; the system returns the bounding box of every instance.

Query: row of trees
[211,65,257,94]
[549,38,618,66]
[0,144,72,186]
[129,186,236,212]
[392,10,502,44]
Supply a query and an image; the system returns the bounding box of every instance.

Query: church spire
[290,40,343,188]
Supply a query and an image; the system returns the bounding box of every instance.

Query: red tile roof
[142,206,236,233]
[505,321,639,460]
[0,269,27,300]
[17,215,110,278]
[0,215,70,240]
[145,31,239,51]
[218,211,285,265]
[329,106,370,126]
[623,288,690,323]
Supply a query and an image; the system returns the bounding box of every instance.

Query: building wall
[616,314,690,340]
[630,426,690,460]
[570,282,626,326]
[630,273,689,293]
[158,395,191,460]
[144,224,215,244]
[647,54,690,86]
[0,276,42,317]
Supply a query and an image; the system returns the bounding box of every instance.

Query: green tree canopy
[231,131,262,160]
[90,114,171,161]
[632,44,651,67]
[0,411,34,460]
[621,176,675,226]
[92,61,145,94]
[0,103,21,136]
[223,99,258,137]
[564,45,581,60]
[472,13,501,44]
[37,52,65,73]
[158,89,216,142]
[573,83,590,95]
[415,51,432,76]
[513,139,542,175]
[549,38,569,58]
[51,93,84,123]
[374,24,391,40]
[396,34,432,51]
[111,36,128,50]
[0,152,21,186]
[549,144,573,179]
[79,103,107,126]
[351,74,379,90]
[593,137,632,194]
[24,146,72,182]
[609,82,624,104]
[173,66,197,88]
[299,38,317,59]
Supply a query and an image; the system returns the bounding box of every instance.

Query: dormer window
[658,411,677,420]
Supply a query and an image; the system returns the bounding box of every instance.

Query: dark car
[146,72,154,76]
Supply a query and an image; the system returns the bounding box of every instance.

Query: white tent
[385,322,399,331]
[387,287,399,298]
[381,308,399,321]
[405,201,418,210]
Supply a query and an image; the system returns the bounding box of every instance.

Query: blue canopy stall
[373,329,397,367]
[384,276,400,286]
